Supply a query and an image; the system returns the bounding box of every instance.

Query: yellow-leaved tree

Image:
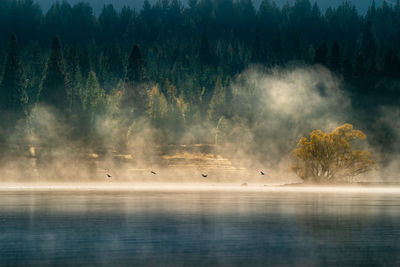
[292,124,375,183]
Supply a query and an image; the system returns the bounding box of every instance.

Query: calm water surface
[0,189,400,266]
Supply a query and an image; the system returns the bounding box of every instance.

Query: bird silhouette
[151,171,157,175]
[260,171,265,175]
[202,174,208,178]
[106,173,112,178]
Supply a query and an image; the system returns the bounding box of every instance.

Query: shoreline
[0,182,400,194]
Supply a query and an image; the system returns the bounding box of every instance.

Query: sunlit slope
[162,145,234,169]
[3,144,269,182]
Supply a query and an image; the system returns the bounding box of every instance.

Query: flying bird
[151,171,157,175]
[260,171,265,175]
[202,174,208,178]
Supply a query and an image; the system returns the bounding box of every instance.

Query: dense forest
[0,0,399,177]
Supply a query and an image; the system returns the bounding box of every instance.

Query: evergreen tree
[71,65,83,111]
[104,43,124,79]
[314,43,328,65]
[79,47,90,78]
[354,53,366,78]
[208,76,226,122]
[123,44,148,115]
[78,70,105,141]
[81,70,105,115]
[39,37,68,107]
[251,37,262,63]
[199,30,212,65]
[361,20,377,62]
[148,85,168,127]
[165,78,178,103]
[342,57,353,76]
[383,48,396,77]
[98,4,119,41]
[366,0,376,19]
[103,43,124,90]
[64,47,82,110]
[0,34,26,113]
[330,42,341,71]
[126,44,146,83]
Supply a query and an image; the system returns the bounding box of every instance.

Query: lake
[0,186,400,266]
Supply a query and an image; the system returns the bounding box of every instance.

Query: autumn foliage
[292,124,375,183]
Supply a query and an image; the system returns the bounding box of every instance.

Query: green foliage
[208,76,227,122]
[123,45,148,115]
[39,37,68,107]
[314,43,328,65]
[81,70,105,115]
[126,45,146,83]
[330,42,341,71]
[148,85,167,126]
[0,34,27,113]
[0,0,398,156]
[199,30,212,66]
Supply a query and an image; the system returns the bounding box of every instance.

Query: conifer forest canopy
[0,0,399,181]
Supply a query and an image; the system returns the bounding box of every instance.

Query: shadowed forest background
[0,0,399,181]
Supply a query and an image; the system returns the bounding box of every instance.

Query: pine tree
[71,65,83,110]
[64,47,82,111]
[383,49,396,77]
[251,37,262,63]
[0,34,26,113]
[224,76,233,118]
[81,70,105,114]
[104,43,124,80]
[165,78,178,103]
[330,42,341,71]
[199,30,212,65]
[126,44,146,83]
[148,85,168,126]
[361,20,377,62]
[314,43,328,65]
[366,0,376,19]
[77,70,105,140]
[123,44,148,115]
[354,53,365,78]
[342,57,353,77]
[39,37,68,107]
[208,76,226,122]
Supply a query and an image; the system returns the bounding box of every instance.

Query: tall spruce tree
[314,43,328,65]
[208,76,226,122]
[199,30,212,65]
[330,42,341,71]
[383,49,396,77]
[82,70,105,116]
[39,37,68,107]
[361,20,377,62]
[123,44,148,115]
[0,34,26,114]
[126,44,146,83]
[354,53,366,78]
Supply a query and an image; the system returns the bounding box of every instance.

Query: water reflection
[0,191,399,266]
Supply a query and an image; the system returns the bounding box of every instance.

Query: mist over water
[1,190,399,266]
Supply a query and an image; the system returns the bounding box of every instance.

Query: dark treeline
[0,0,399,165]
